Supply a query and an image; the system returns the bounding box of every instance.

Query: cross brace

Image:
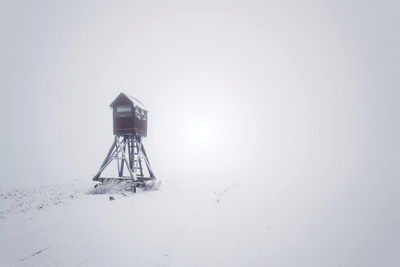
[93,135,156,185]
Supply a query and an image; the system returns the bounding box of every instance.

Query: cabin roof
[110,92,146,110]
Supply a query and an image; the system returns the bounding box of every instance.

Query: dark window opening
[116,105,132,117]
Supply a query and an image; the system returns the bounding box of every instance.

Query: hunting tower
[92,93,156,190]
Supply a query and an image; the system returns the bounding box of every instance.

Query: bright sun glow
[187,122,213,145]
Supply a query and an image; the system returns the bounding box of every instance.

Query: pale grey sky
[1,0,399,201]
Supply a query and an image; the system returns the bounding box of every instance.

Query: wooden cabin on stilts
[92,92,157,192]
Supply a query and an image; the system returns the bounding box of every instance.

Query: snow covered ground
[0,175,399,267]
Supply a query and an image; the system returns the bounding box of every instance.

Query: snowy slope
[0,176,398,267]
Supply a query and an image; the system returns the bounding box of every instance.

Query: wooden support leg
[140,143,155,179]
[119,137,127,177]
[138,157,144,177]
[93,138,117,180]
[128,139,134,169]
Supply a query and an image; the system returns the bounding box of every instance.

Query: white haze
[0,0,399,265]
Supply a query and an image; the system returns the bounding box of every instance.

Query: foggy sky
[1,0,399,186]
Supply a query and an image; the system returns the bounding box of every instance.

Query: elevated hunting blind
[92,93,156,191]
[110,93,148,137]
